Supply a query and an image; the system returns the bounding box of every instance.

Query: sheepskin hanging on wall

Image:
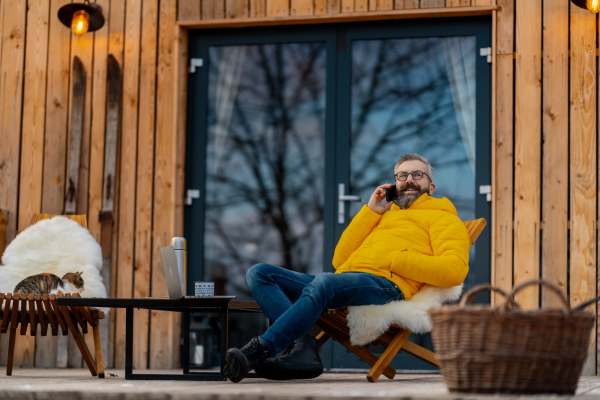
[0,216,107,298]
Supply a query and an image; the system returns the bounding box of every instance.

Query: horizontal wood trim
[178,5,496,28]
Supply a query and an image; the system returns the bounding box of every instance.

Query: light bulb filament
[71,10,90,35]
[587,0,600,13]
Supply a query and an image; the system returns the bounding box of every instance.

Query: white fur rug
[346,284,463,346]
[0,216,107,299]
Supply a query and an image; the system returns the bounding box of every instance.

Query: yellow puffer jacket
[332,193,470,300]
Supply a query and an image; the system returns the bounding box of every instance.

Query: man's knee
[302,273,333,303]
[246,263,274,288]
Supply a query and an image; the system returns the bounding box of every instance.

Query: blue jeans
[246,263,405,357]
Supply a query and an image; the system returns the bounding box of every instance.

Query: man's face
[394,160,435,209]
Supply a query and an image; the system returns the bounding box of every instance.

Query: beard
[396,182,429,209]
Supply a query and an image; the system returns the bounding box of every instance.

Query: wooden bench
[0,292,105,377]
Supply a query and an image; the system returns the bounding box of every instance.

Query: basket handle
[459,284,509,307]
[503,279,570,311]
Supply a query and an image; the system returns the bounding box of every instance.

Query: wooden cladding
[0,0,183,371]
[176,0,492,20]
[493,0,600,374]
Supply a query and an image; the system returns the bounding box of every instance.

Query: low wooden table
[57,297,263,381]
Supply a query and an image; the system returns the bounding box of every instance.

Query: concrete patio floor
[2,369,600,400]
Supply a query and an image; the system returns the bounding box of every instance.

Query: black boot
[254,335,323,380]
[224,337,270,383]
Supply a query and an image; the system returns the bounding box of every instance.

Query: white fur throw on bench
[0,216,107,299]
[346,284,463,346]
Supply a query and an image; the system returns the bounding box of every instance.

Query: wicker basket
[429,280,595,394]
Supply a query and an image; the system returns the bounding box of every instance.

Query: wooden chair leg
[400,340,440,368]
[92,323,105,378]
[322,326,396,380]
[316,331,331,349]
[367,329,411,382]
[6,327,16,376]
[59,307,97,377]
[7,295,18,376]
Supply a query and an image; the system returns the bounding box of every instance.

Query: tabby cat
[13,272,85,297]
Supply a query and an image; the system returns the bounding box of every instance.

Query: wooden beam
[87,0,110,368]
[267,0,290,16]
[178,5,496,27]
[446,0,469,6]
[178,0,201,20]
[250,0,266,16]
[570,3,596,376]
[541,0,568,310]
[420,0,443,8]
[114,0,142,370]
[0,0,26,257]
[42,0,71,216]
[18,0,50,235]
[151,0,180,369]
[493,54,513,305]
[133,0,159,370]
[495,0,513,55]
[513,0,541,310]
[1,0,29,370]
[202,0,225,19]
[227,0,249,17]
[20,0,54,370]
[107,0,126,370]
[491,0,513,305]
[292,0,314,15]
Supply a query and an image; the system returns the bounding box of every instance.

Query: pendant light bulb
[71,9,90,35]
[587,0,600,12]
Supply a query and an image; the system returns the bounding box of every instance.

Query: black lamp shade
[571,0,589,9]
[58,2,105,33]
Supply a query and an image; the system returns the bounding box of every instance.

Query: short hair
[394,153,434,181]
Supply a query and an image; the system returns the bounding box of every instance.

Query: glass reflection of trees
[350,37,476,223]
[205,43,327,295]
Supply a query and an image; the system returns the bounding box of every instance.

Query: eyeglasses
[395,170,432,182]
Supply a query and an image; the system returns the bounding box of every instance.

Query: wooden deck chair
[0,214,105,378]
[315,218,486,382]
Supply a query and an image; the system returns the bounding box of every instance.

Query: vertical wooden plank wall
[513,0,541,309]
[570,4,597,375]
[0,0,29,368]
[114,0,142,370]
[541,0,568,308]
[492,0,513,305]
[4,0,600,374]
[133,0,159,370]
[150,0,181,369]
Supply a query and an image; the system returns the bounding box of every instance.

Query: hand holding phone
[367,184,395,215]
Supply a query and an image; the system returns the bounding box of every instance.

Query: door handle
[338,183,361,224]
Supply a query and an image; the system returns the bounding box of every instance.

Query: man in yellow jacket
[224,153,471,383]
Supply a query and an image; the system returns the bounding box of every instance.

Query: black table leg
[125,307,134,379]
[220,305,228,376]
[182,312,190,374]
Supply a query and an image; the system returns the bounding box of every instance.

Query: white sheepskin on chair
[346,284,463,346]
[0,216,107,299]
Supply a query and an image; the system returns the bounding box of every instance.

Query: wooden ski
[99,54,122,365]
[57,56,87,368]
[64,56,86,215]
[0,209,7,261]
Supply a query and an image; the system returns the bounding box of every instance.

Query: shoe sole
[254,363,323,381]
[224,349,250,383]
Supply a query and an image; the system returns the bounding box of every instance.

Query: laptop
[160,245,235,300]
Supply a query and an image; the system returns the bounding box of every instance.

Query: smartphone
[386,186,397,202]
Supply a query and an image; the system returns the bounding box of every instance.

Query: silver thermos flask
[172,237,187,296]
